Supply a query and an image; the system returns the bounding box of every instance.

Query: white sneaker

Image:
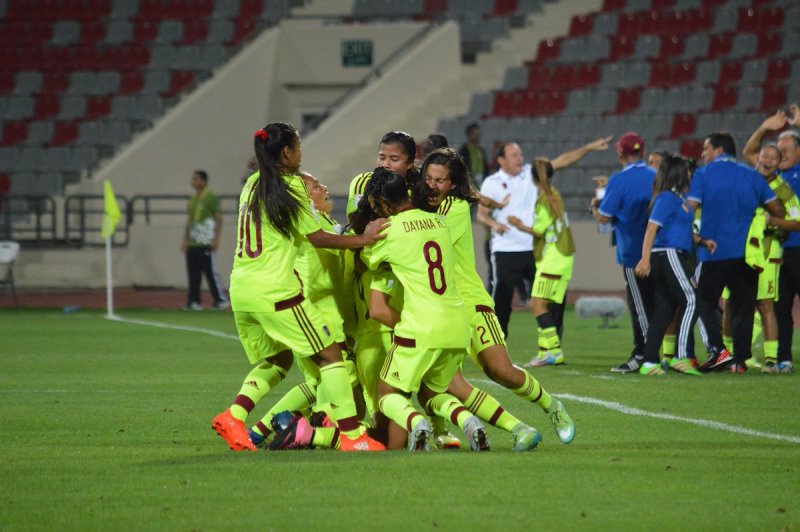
[211,300,230,310]
[181,302,203,311]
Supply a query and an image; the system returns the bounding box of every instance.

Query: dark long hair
[380,130,421,187]
[249,122,305,239]
[650,154,691,210]
[347,167,408,235]
[413,148,480,211]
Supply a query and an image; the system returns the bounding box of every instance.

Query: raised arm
[551,136,613,170]
[743,110,788,167]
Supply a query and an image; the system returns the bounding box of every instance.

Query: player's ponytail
[533,158,562,220]
[250,122,305,239]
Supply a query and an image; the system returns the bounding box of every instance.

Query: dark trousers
[623,266,655,356]
[776,246,800,362]
[696,258,758,361]
[490,250,535,338]
[186,246,227,305]
[643,250,696,363]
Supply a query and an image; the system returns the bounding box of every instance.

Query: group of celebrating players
[210,102,800,453]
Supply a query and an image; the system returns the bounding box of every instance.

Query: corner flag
[102,179,121,239]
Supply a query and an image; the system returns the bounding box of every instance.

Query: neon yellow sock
[254,382,316,434]
[319,361,361,439]
[513,371,552,411]
[661,334,676,357]
[230,362,288,422]
[764,340,778,363]
[425,393,472,429]
[378,392,425,431]
[312,427,340,449]
[723,335,733,352]
[463,387,522,433]
[540,326,562,353]
[429,414,448,436]
[753,312,763,344]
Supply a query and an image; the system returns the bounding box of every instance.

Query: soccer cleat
[434,432,462,450]
[611,354,643,374]
[212,409,256,451]
[777,361,795,374]
[210,300,230,310]
[408,419,433,452]
[699,348,734,372]
[340,431,386,452]
[745,357,762,369]
[270,410,295,434]
[268,414,314,450]
[247,427,267,449]
[639,362,665,376]
[463,416,490,451]
[511,424,542,452]
[729,362,747,374]
[660,356,672,370]
[762,361,779,374]
[525,351,565,368]
[182,302,203,311]
[547,400,576,444]
[669,357,702,376]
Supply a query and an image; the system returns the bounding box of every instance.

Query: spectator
[459,123,489,188]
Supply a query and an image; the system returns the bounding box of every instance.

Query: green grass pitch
[1,308,798,531]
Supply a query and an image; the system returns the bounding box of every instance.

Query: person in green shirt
[212,122,386,453]
[181,170,228,310]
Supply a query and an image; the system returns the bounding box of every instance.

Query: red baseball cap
[616,132,645,156]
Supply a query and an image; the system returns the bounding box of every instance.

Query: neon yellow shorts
[468,305,506,365]
[354,331,393,416]
[757,259,780,301]
[531,269,571,304]
[234,296,334,365]
[380,337,465,394]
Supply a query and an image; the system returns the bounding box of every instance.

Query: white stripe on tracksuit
[666,249,696,358]
[624,266,649,338]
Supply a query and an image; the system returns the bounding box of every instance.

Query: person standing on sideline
[480,137,611,338]
[591,133,656,373]
[458,122,489,188]
[182,170,228,310]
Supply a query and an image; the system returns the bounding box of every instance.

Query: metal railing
[0,196,57,244]
[64,194,130,247]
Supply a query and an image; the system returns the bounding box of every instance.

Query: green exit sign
[341,39,373,67]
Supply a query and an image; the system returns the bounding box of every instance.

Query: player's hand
[363,217,389,244]
[634,258,650,278]
[493,222,510,234]
[592,175,608,188]
[788,103,800,127]
[703,239,717,253]
[506,215,523,229]
[762,109,788,131]
[587,136,613,151]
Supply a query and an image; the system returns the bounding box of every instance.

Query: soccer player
[415,148,576,449]
[633,156,715,376]
[360,168,489,451]
[212,122,385,452]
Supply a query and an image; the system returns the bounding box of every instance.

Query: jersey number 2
[423,241,446,295]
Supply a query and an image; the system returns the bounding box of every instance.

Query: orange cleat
[340,431,386,452]
[212,409,256,451]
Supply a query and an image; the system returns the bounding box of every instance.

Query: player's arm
[634,222,659,277]
[743,110,788,167]
[307,218,388,249]
[590,198,611,224]
[368,289,400,328]
[477,203,509,233]
[551,136,612,171]
[506,215,541,237]
[479,194,510,209]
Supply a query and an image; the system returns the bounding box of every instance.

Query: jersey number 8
[423,240,446,295]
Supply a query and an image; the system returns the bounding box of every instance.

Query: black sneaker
[611,355,644,373]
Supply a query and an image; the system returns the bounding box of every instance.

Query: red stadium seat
[0,72,15,94]
[51,121,79,145]
[493,0,518,16]
[229,17,257,45]
[679,139,703,158]
[424,0,448,13]
[668,113,696,138]
[134,19,160,42]
[517,91,540,115]
[706,33,732,59]
[85,95,112,120]
[568,14,593,37]
[576,64,600,87]
[758,85,787,112]
[601,0,625,11]
[239,0,264,17]
[1,122,28,146]
[651,0,675,10]
[551,64,577,90]
[755,33,781,57]
[610,87,641,114]
[34,94,60,120]
[534,39,561,63]
[766,59,790,82]
[673,62,696,85]
[492,92,517,117]
[609,35,635,61]
[119,70,145,94]
[711,86,737,111]
[41,72,69,94]
[527,64,554,90]
[78,21,107,45]
[659,35,684,59]
[180,19,209,45]
[649,63,672,87]
[160,70,195,97]
[719,61,742,84]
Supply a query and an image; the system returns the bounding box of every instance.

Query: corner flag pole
[105,219,115,318]
[102,180,122,319]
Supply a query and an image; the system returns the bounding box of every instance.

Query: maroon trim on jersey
[406,412,422,432]
[475,304,494,314]
[255,421,271,437]
[394,335,416,348]
[275,292,304,311]
[233,394,255,413]
[540,273,562,280]
[450,406,468,425]
[489,406,505,426]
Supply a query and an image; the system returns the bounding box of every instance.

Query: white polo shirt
[480,164,538,252]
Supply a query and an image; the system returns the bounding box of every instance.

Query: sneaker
[699,347,734,372]
[745,357,762,369]
[309,411,333,428]
[340,431,386,452]
[639,362,665,375]
[524,351,565,368]
[511,424,542,452]
[270,410,295,433]
[268,414,314,450]
[669,357,702,376]
[660,356,673,370]
[247,427,267,449]
[212,409,256,451]
[434,432,462,450]
[729,362,748,374]
[777,361,795,374]
[408,419,433,452]
[463,416,490,451]
[547,400,576,444]
[611,354,644,374]
[182,302,203,311]
[210,300,230,310]
[762,361,779,374]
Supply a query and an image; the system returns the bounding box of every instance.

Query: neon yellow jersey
[229,172,321,311]
[346,171,373,218]
[362,208,469,348]
[354,266,394,337]
[533,192,575,267]
[296,210,343,304]
[438,197,493,310]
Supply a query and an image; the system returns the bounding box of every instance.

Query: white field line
[100,316,800,445]
[473,379,800,444]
